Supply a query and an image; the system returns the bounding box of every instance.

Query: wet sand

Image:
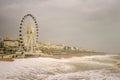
[45,52,104,59]
[0,58,14,61]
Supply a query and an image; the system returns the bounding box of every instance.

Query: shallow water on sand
[0,54,120,80]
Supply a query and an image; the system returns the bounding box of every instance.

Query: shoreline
[0,53,104,61]
[47,53,96,59]
[0,58,14,61]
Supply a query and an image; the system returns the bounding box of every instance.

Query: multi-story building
[4,39,19,47]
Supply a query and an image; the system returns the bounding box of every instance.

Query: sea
[0,54,120,80]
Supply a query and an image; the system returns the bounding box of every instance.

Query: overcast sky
[0,0,120,53]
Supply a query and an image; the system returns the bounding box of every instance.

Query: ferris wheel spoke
[19,14,39,52]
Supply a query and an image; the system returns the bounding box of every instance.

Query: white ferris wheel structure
[19,14,39,53]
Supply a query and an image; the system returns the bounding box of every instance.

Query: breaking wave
[0,54,120,80]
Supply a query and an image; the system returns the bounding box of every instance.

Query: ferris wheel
[19,14,39,52]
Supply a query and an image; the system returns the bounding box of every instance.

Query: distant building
[0,38,4,48]
[39,42,65,49]
[3,39,19,48]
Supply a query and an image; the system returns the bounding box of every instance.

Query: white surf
[0,54,120,80]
